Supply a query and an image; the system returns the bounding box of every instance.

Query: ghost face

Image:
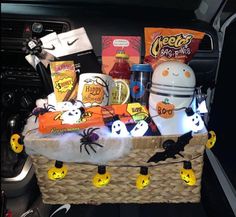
[153,61,196,88]
[111,120,130,137]
[151,61,196,110]
[130,120,149,137]
[61,108,83,124]
[187,113,204,133]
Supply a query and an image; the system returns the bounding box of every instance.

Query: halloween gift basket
[10,27,216,204]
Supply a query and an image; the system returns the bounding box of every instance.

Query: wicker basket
[28,134,207,204]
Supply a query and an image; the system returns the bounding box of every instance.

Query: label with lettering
[82,84,104,104]
[127,102,148,121]
[55,77,73,93]
[111,79,130,104]
[144,28,205,69]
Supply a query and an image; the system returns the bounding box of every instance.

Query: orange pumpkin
[156,99,175,119]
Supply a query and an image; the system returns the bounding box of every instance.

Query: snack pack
[50,61,78,102]
[144,28,205,69]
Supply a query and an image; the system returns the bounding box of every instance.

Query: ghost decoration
[111,120,130,137]
[185,107,204,133]
[60,107,85,125]
[130,120,149,137]
[150,61,196,110]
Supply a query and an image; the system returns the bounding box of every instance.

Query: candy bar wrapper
[38,103,149,134]
[50,61,78,102]
[144,28,205,69]
[102,36,141,74]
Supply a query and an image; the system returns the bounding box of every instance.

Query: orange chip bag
[144,28,205,69]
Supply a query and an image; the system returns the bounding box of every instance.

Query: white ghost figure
[60,107,84,125]
[150,61,196,110]
[130,120,149,137]
[185,108,205,133]
[111,120,130,137]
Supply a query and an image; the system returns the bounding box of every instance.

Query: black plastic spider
[29,104,55,122]
[79,128,103,155]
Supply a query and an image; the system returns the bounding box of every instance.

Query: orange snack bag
[50,61,78,102]
[144,28,205,69]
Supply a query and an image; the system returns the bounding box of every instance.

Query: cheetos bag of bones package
[144,28,205,69]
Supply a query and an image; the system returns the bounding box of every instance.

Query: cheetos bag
[144,28,205,70]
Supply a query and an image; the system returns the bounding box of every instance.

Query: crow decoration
[147,131,193,163]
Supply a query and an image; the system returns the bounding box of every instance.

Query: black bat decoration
[147,131,193,163]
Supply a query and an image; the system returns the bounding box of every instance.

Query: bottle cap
[131,64,153,72]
